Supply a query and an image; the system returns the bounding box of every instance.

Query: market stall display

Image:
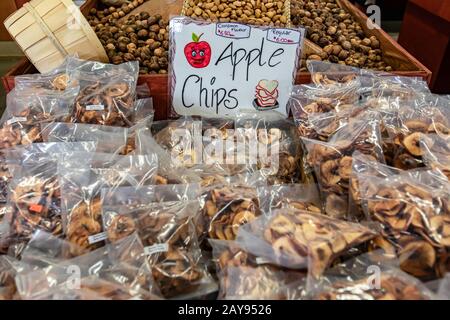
[0,0,449,301]
[2,0,431,122]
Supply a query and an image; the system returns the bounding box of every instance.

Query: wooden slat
[4,0,108,73]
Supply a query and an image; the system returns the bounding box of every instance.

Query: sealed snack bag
[150,118,202,167]
[0,86,78,149]
[200,173,266,242]
[302,111,384,218]
[210,239,306,300]
[236,208,376,278]
[235,111,302,184]
[58,152,158,256]
[358,168,450,280]
[102,184,216,299]
[310,253,436,300]
[2,142,95,258]
[135,127,202,184]
[14,56,74,92]
[257,184,321,214]
[15,233,159,300]
[67,57,139,127]
[385,97,449,170]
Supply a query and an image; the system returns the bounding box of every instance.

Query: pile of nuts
[87,3,169,74]
[184,0,289,26]
[263,210,375,277]
[291,0,392,71]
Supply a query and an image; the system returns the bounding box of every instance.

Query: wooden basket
[4,0,108,73]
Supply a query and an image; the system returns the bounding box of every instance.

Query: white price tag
[6,116,27,125]
[255,257,272,265]
[216,23,251,39]
[86,104,105,111]
[144,243,169,255]
[88,231,108,244]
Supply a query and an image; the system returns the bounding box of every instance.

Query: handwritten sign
[170,17,305,117]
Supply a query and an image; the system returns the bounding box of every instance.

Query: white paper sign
[170,17,305,117]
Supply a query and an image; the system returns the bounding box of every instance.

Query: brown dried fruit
[403,132,425,157]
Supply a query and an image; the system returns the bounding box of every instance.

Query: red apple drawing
[184,33,211,68]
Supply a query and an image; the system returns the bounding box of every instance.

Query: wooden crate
[4,0,108,73]
[2,0,432,120]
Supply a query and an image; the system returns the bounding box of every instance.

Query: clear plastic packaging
[359,70,430,101]
[42,122,128,154]
[151,118,202,167]
[257,184,321,214]
[200,173,266,242]
[358,168,450,280]
[67,57,139,127]
[28,276,158,300]
[135,127,202,184]
[122,99,155,155]
[102,185,216,299]
[1,142,96,258]
[209,239,306,300]
[0,86,78,149]
[236,208,376,278]
[15,233,159,300]
[14,56,73,92]
[420,134,450,180]
[307,60,361,90]
[311,253,436,300]
[302,111,384,218]
[234,111,302,184]
[350,152,402,221]
[0,255,26,300]
[385,97,449,170]
[58,152,158,256]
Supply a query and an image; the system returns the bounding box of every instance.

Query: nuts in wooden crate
[290,0,392,71]
[88,8,169,74]
[184,0,289,26]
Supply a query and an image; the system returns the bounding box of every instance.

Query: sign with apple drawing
[184,33,212,68]
[170,17,305,117]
